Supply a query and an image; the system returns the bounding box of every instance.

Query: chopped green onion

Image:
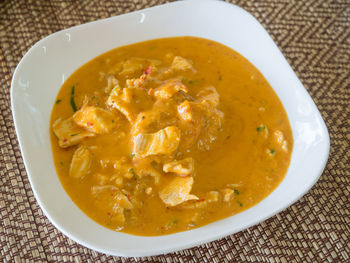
[111,84,121,94]
[188,80,194,84]
[70,86,77,112]
[270,149,275,155]
[167,218,179,227]
[55,99,62,104]
[129,168,137,180]
[234,189,240,195]
[256,125,266,132]
[70,132,80,137]
[237,201,243,207]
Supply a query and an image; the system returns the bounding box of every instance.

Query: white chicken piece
[226,183,243,188]
[145,187,152,195]
[163,157,194,176]
[125,74,147,89]
[52,117,95,148]
[177,100,197,122]
[107,87,153,123]
[197,101,224,149]
[104,75,119,94]
[171,56,194,71]
[73,106,117,134]
[150,80,188,100]
[177,100,205,150]
[274,130,288,152]
[91,185,133,209]
[178,86,221,122]
[119,57,147,77]
[112,158,134,180]
[196,86,220,107]
[133,126,181,158]
[112,57,161,77]
[69,146,92,179]
[133,158,161,184]
[91,185,133,226]
[94,173,109,186]
[114,191,133,210]
[159,176,198,207]
[207,191,219,202]
[221,188,234,202]
[176,199,207,210]
[91,184,117,194]
[177,99,224,151]
[131,103,178,136]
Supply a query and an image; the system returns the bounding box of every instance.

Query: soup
[50,37,293,236]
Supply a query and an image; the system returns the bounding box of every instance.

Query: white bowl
[11,0,330,257]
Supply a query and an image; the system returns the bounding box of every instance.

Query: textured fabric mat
[0,0,349,262]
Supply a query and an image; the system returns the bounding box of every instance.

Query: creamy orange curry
[50,37,293,236]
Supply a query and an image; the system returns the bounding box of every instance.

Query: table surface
[0,0,349,262]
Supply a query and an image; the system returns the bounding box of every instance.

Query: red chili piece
[144,66,152,75]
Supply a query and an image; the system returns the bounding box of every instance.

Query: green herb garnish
[234,189,240,195]
[70,132,80,137]
[181,77,185,82]
[112,119,114,123]
[270,149,276,155]
[55,99,62,104]
[188,80,194,84]
[70,86,77,112]
[167,218,179,227]
[130,153,135,158]
[256,125,266,132]
[129,168,137,180]
[111,84,121,94]
[237,201,243,207]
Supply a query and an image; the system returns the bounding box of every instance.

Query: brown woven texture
[0,0,349,262]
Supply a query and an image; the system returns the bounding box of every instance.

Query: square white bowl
[11,0,329,257]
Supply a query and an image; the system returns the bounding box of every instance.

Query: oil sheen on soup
[50,37,293,236]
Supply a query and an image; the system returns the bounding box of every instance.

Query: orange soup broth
[50,37,293,235]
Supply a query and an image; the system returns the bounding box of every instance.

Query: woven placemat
[1,0,349,262]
